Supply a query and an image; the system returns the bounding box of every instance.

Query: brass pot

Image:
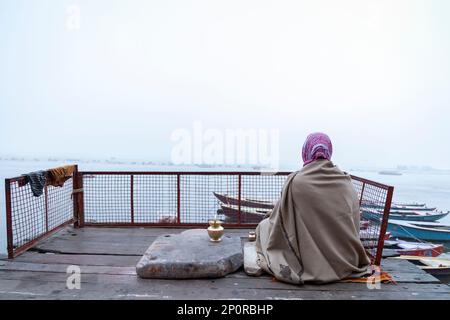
[207,220,224,242]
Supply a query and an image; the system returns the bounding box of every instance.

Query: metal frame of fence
[4,167,394,265]
[4,166,79,259]
[78,171,290,228]
[351,175,394,264]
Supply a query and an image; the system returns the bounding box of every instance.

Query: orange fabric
[269,272,395,284]
[340,271,396,284]
[47,165,76,187]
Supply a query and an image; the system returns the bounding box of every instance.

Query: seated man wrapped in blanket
[255,133,370,284]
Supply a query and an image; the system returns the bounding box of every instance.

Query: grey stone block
[136,229,243,279]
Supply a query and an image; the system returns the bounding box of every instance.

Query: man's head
[302,132,333,166]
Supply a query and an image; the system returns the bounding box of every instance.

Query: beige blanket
[255,160,370,284]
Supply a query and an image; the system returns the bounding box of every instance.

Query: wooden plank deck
[0,227,449,300]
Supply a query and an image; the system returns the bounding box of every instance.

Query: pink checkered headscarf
[302,132,333,166]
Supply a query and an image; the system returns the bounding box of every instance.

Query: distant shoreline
[1,157,449,175]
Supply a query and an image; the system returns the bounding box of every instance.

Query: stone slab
[244,241,264,276]
[136,229,243,279]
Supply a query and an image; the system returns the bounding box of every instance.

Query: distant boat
[213,192,275,209]
[359,227,391,241]
[360,220,370,230]
[362,208,449,222]
[390,205,437,212]
[389,209,442,215]
[359,228,391,248]
[394,202,427,208]
[378,170,403,176]
[384,239,444,257]
[362,201,436,212]
[387,220,450,242]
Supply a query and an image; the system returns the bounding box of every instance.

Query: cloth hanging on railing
[47,165,76,187]
[18,165,76,197]
[21,171,47,197]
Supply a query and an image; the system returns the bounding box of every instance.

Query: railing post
[375,186,394,266]
[73,167,84,228]
[359,182,366,207]
[130,174,134,224]
[5,179,14,259]
[177,174,181,224]
[73,166,79,227]
[44,186,49,233]
[237,174,242,225]
[73,165,82,228]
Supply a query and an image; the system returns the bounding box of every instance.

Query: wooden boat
[220,204,375,230]
[218,204,270,223]
[395,202,426,208]
[393,256,450,277]
[379,205,436,212]
[394,205,437,211]
[384,239,444,257]
[361,200,436,212]
[360,220,370,230]
[391,211,448,222]
[390,209,440,214]
[387,220,450,242]
[213,192,275,209]
[362,208,449,222]
[378,170,402,176]
[360,228,391,241]
[359,229,391,248]
[391,204,436,211]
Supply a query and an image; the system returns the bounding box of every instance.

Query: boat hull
[362,201,436,211]
[395,203,426,207]
[384,240,444,257]
[218,204,269,223]
[362,210,448,222]
[213,192,274,209]
[396,247,443,257]
[387,222,450,242]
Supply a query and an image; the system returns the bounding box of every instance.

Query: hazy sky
[1,0,449,169]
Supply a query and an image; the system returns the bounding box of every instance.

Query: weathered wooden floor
[0,227,449,300]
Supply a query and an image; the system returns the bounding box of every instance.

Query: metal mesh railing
[83,173,179,225]
[5,172,76,258]
[80,172,291,227]
[352,176,394,264]
[5,168,393,264]
[180,174,238,224]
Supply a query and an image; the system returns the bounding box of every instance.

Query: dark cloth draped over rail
[18,165,76,197]
[20,171,47,197]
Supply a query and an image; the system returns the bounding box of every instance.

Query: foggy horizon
[1,152,448,172]
[1,0,450,171]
